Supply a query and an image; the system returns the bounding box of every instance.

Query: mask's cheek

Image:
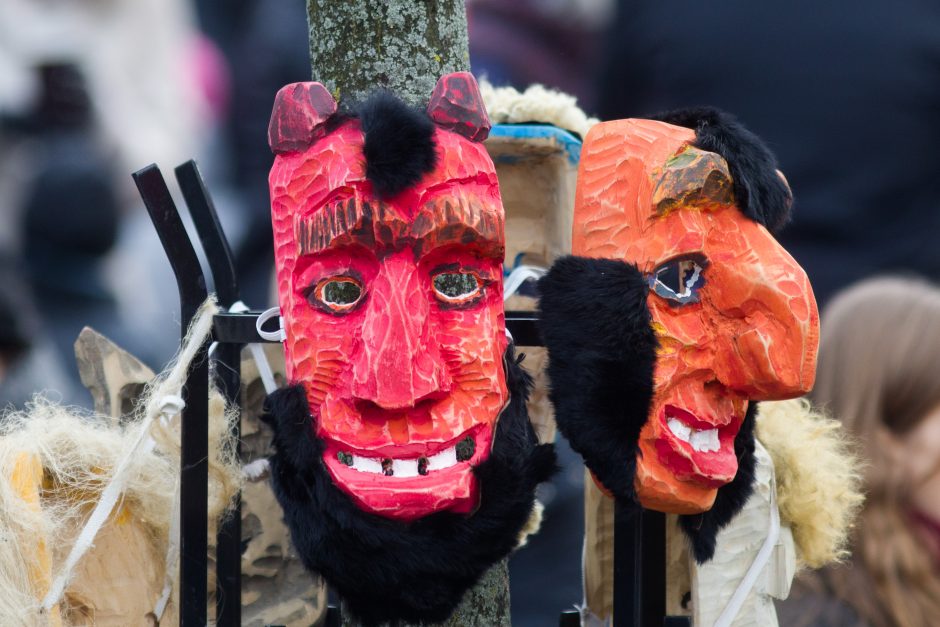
[288,315,354,413]
[430,288,509,432]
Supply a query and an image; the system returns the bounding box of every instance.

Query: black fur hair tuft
[260,344,555,626]
[537,255,658,502]
[650,107,792,234]
[356,92,437,199]
[679,402,758,562]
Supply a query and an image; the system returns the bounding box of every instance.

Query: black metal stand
[135,160,688,627]
[133,165,210,627]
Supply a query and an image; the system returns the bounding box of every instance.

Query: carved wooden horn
[427,72,491,142]
[268,82,338,155]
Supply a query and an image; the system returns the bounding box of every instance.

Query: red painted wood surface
[268,78,507,521]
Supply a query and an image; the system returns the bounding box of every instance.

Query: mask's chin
[260,344,555,627]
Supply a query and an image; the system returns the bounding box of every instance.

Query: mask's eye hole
[433,272,482,305]
[650,256,707,304]
[310,276,363,313]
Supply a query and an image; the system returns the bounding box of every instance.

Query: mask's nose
[351,253,450,410]
[714,265,820,400]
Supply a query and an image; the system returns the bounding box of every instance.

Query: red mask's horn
[427,72,491,142]
[268,82,338,155]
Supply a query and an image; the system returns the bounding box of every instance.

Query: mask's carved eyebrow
[294,189,504,258]
[411,191,503,258]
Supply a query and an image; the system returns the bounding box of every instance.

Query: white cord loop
[158,394,185,420]
[228,301,279,394]
[256,306,286,342]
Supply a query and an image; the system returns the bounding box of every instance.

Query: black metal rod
[173,160,243,627]
[612,505,666,627]
[133,165,210,627]
[213,311,542,346]
[174,160,239,305]
[210,342,242,626]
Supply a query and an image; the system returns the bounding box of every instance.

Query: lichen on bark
[307,0,470,107]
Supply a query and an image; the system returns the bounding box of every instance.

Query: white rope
[40,300,217,614]
[712,480,781,627]
[153,478,181,620]
[41,396,184,612]
[502,265,545,344]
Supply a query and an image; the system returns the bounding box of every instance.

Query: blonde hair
[807,276,940,627]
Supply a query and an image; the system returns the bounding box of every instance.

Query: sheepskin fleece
[756,399,863,568]
[479,81,598,139]
[0,301,240,625]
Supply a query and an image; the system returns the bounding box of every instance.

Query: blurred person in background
[214,0,308,307]
[468,0,612,110]
[16,64,126,394]
[595,0,940,306]
[778,276,940,627]
[0,254,77,408]
[0,0,229,400]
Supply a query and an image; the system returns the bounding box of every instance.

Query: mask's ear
[427,71,491,142]
[268,82,338,154]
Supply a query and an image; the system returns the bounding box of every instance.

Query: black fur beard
[538,255,756,563]
[261,344,556,626]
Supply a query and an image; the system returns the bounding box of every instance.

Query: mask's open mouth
[656,404,741,485]
[331,433,478,477]
[320,425,493,520]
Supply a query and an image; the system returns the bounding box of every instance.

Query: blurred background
[1,0,938,625]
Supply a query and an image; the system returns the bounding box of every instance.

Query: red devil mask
[267,73,508,521]
[539,112,819,536]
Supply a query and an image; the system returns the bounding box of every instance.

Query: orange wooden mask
[573,119,819,513]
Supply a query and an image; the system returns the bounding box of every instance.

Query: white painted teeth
[391,458,420,478]
[666,416,721,452]
[690,428,720,453]
[426,447,457,472]
[339,436,473,477]
[667,418,691,443]
[351,456,383,474]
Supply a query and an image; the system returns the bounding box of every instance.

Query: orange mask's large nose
[351,252,450,409]
[704,237,820,401]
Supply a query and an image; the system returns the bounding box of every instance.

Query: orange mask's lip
[654,404,741,487]
[321,425,492,521]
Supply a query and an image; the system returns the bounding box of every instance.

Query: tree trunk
[307,2,511,626]
[306,0,470,106]
[341,560,511,627]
